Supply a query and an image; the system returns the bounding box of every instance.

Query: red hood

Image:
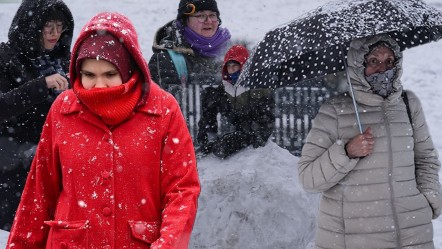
[222,45,249,81]
[69,12,152,91]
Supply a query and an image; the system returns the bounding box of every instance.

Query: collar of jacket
[152,20,195,56]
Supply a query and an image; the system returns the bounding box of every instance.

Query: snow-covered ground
[1,0,442,248]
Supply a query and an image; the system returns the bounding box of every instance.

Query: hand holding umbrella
[345,127,374,158]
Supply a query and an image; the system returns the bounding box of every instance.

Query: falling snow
[1,0,442,248]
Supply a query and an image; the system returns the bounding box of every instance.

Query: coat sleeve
[0,57,50,121]
[298,100,359,192]
[251,89,275,145]
[407,91,442,219]
[148,51,180,89]
[150,95,200,249]
[6,99,62,248]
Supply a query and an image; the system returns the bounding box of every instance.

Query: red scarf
[74,71,143,126]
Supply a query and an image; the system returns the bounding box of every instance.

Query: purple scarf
[177,21,231,57]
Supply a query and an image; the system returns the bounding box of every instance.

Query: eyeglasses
[365,57,396,69]
[189,13,219,23]
[43,21,67,34]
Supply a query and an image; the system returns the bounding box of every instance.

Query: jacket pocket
[44,220,89,249]
[128,220,161,248]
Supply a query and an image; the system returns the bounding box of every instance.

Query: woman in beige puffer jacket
[298,34,442,249]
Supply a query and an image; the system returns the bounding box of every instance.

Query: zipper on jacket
[383,102,402,249]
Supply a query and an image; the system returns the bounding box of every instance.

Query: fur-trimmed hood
[151,20,195,56]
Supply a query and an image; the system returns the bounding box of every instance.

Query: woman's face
[186,10,219,38]
[364,46,396,76]
[41,20,65,50]
[80,59,123,90]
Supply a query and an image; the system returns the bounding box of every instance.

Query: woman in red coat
[6,12,200,249]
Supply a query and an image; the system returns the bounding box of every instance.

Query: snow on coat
[6,12,200,249]
[298,34,442,249]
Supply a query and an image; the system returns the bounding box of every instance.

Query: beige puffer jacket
[298,34,442,249]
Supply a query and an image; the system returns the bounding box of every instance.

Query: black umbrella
[239,0,442,89]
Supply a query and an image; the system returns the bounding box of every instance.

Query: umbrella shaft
[342,47,363,134]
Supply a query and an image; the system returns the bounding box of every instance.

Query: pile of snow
[0,230,6,248]
[190,142,320,248]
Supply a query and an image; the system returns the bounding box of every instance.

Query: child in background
[197,44,275,159]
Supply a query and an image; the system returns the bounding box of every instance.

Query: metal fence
[167,81,340,156]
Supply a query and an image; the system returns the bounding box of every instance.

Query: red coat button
[102,171,111,180]
[60,242,68,249]
[102,207,112,216]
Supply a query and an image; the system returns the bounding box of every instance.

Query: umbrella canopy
[239,0,442,89]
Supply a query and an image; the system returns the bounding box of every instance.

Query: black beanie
[177,0,220,22]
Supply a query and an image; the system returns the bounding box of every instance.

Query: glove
[197,131,208,145]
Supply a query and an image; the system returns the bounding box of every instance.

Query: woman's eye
[80,72,94,78]
[386,58,395,66]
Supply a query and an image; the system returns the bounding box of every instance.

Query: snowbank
[190,142,320,249]
[0,230,6,248]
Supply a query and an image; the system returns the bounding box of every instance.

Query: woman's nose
[377,63,389,73]
[94,78,108,88]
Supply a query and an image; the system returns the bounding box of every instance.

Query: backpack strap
[167,49,188,84]
[402,91,413,128]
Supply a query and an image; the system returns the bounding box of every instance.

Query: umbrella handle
[342,47,363,134]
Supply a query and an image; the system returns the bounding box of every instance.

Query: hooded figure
[0,0,74,231]
[197,45,275,158]
[298,34,441,248]
[6,12,200,249]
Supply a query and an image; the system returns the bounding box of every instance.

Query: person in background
[0,0,73,231]
[7,12,200,248]
[197,44,275,159]
[148,0,231,143]
[149,0,231,91]
[298,34,441,248]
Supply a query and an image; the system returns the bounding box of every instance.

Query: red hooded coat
[7,12,200,249]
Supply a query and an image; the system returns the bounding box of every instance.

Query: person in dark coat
[197,45,275,159]
[0,0,74,231]
[148,0,231,96]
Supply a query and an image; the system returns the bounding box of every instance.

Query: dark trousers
[0,139,35,231]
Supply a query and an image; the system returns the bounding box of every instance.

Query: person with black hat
[7,12,200,249]
[148,0,231,102]
[0,0,74,231]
